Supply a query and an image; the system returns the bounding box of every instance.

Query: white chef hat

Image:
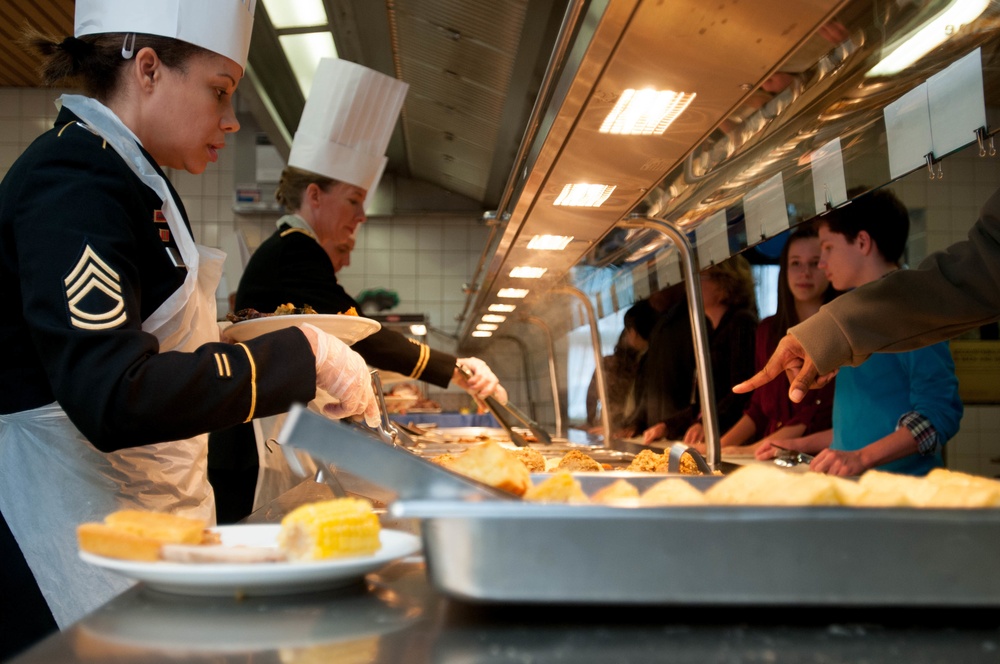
[74,0,256,71]
[288,58,409,193]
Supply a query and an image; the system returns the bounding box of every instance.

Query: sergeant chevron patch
[64,244,128,330]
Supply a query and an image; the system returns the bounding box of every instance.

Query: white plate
[79,525,420,597]
[225,314,380,345]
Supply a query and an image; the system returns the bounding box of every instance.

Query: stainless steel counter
[10,559,1000,663]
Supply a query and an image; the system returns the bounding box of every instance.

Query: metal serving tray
[393,478,1000,607]
[279,408,1000,607]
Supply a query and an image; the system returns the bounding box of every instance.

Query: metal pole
[619,217,721,470]
[523,315,563,438]
[551,285,611,444]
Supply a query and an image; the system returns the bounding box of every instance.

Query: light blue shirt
[831,341,963,476]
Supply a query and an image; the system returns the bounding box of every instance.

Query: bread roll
[639,479,707,506]
[77,523,165,562]
[78,510,209,561]
[524,471,589,503]
[447,441,532,496]
[590,479,640,505]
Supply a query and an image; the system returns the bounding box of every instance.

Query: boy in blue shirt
[757,189,962,475]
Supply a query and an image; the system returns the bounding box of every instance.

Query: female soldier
[210,58,507,522]
[0,1,378,651]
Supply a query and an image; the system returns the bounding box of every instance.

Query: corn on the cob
[277,498,381,561]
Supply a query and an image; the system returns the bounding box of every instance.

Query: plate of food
[78,500,420,597]
[225,304,380,345]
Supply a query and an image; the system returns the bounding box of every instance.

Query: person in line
[211,59,506,522]
[718,224,837,456]
[0,2,379,654]
[751,189,962,476]
[586,300,656,432]
[641,256,758,445]
[736,185,1000,404]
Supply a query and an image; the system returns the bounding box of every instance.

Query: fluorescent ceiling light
[867,0,989,77]
[600,88,696,135]
[498,288,529,299]
[409,324,427,336]
[472,330,493,338]
[477,323,499,331]
[489,304,516,312]
[528,234,574,250]
[482,314,506,323]
[262,0,328,29]
[279,33,338,97]
[554,183,616,207]
[509,266,547,279]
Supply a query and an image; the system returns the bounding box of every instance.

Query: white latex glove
[455,357,507,404]
[299,323,380,427]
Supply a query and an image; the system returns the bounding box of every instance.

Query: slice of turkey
[160,543,287,564]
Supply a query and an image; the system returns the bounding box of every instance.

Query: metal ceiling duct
[458,0,849,342]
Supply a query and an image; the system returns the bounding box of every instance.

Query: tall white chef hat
[288,58,409,193]
[74,0,256,71]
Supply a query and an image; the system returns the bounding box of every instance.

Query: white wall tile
[391,252,417,276]
[0,89,21,117]
[416,225,444,251]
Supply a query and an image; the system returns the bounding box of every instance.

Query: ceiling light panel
[600,88,696,135]
[528,234,574,250]
[472,330,493,337]
[553,184,616,207]
[489,304,516,312]
[481,314,507,323]
[262,0,329,29]
[279,33,338,97]
[509,266,547,278]
[476,324,499,331]
[498,288,529,298]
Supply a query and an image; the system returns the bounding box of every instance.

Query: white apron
[0,95,224,628]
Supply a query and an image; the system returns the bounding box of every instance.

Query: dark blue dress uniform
[0,107,318,654]
[208,220,460,523]
[236,222,457,386]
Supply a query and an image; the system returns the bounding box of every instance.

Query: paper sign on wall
[695,210,730,268]
[928,48,986,158]
[883,49,986,180]
[884,85,933,180]
[743,173,789,243]
[810,138,848,213]
[657,250,682,287]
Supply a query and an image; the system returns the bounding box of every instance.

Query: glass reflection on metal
[867,0,990,77]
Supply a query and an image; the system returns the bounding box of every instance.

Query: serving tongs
[456,363,552,447]
[770,444,815,468]
[276,404,514,501]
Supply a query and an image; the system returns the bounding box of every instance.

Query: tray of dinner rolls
[279,407,1000,606]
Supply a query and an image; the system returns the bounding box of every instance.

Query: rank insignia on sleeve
[63,244,128,330]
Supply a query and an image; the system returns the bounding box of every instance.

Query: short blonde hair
[703,255,756,312]
[275,166,337,210]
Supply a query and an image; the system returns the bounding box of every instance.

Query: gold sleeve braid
[407,338,430,379]
[235,343,257,422]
